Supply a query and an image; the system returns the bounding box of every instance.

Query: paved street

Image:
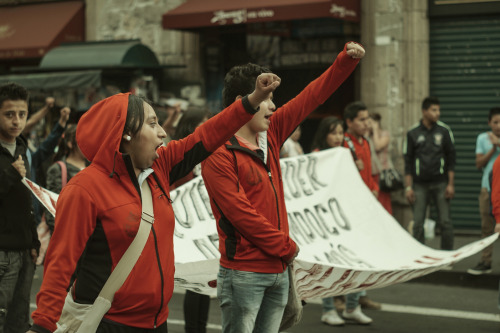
[30,234,500,332]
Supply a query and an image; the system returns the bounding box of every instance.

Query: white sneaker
[342,306,373,324]
[321,309,345,326]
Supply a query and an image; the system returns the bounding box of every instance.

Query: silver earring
[125,135,131,141]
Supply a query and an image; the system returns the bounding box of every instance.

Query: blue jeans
[5,250,35,333]
[217,266,289,333]
[412,181,454,250]
[346,291,366,311]
[0,251,25,333]
[321,297,334,312]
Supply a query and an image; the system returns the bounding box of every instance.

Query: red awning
[0,1,84,60]
[162,0,360,30]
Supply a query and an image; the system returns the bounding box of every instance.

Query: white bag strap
[98,180,154,301]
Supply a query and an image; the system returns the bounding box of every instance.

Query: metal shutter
[430,15,500,229]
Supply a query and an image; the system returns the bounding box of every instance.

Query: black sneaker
[467,262,492,275]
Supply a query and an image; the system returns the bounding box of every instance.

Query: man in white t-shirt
[468,107,500,275]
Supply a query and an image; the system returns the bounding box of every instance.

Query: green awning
[0,70,101,90]
[39,40,160,70]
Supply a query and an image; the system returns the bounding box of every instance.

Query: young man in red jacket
[341,101,380,325]
[201,42,365,333]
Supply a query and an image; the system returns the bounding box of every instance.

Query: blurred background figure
[310,116,344,152]
[367,112,393,214]
[280,125,303,158]
[45,124,88,233]
[311,116,347,326]
[169,105,213,333]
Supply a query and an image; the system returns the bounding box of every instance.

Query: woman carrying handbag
[27,73,280,333]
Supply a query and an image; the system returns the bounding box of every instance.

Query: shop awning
[0,70,101,90]
[162,0,360,30]
[39,40,160,70]
[0,1,84,60]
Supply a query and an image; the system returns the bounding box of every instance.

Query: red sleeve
[202,151,296,260]
[31,184,98,332]
[491,158,500,223]
[270,42,361,146]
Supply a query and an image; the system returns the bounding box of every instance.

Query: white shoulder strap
[98,180,154,301]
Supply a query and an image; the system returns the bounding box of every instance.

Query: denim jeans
[412,181,454,250]
[346,290,366,311]
[4,250,35,333]
[0,251,24,333]
[321,297,334,312]
[217,266,289,333]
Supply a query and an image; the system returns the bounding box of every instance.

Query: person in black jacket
[403,96,456,250]
[0,82,41,332]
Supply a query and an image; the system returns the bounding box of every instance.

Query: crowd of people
[0,38,497,333]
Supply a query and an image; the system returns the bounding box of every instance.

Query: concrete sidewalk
[410,232,500,290]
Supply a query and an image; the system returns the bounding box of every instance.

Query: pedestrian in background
[468,107,500,275]
[44,124,88,233]
[280,125,303,158]
[0,82,40,333]
[170,105,213,333]
[342,101,382,325]
[403,97,456,250]
[367,112,393,214]
[311,116,347,326]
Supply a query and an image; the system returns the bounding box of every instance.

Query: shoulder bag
[54,180,154,333]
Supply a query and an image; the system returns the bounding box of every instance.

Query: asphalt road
[30,265,499,333]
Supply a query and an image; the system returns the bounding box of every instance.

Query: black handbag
[367,137,404,192]
[379,167,404,192]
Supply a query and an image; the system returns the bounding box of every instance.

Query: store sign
[330,3,357,19]
[0,24,15,39]
[211,8,275,25]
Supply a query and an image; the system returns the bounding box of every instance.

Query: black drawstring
[109,151,117,178]
[230,150,240,192]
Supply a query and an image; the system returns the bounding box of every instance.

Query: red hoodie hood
[76,93,130,175]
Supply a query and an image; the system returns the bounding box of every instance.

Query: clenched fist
[12,155,26,178]
[346,42,365,59]
[248,73,281,110]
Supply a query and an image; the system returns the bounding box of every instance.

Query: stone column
[360,0,429,228]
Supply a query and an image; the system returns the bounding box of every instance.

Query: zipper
[152,225,164,328]
[265,166,285,270]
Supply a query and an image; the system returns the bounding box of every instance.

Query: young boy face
[246,95,276,134]
[422,104,440,124]
[0,99,28,143]
[347,109,369,137]
[489,114,500,137]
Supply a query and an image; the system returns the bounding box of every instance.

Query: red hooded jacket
[201,43,360,274]
[31,93,257,332]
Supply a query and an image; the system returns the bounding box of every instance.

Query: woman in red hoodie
[28,73,280,333]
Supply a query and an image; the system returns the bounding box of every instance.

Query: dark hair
[123,94,151,137]
[222,63,271,108]
[489,107,500,121]
[370,112,381,122]
[310,116,344,151]
[0,82,29,107]
[422,96,439,110]
[173,106,212,140]
[343,101,367,121]
[53,124,78,162]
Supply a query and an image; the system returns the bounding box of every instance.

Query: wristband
[242,95,260,114]
[405,186,412,192]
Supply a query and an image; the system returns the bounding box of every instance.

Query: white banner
[27,148,498,300]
